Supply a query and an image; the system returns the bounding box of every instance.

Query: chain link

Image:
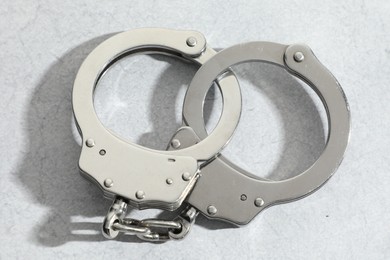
[102,198,198,241]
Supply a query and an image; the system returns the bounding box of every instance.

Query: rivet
[182,172,191,181]
[254,198,265,207]
[186,37,197,47]
[293,52,305,62]
[240,194,247,201]
[136,190,145,200]
[99,149,106,156]
[166,178,173,185]
[86,139,95,147]
[207,205,217,215]
[104,179,113,188]
[171,139,181,149]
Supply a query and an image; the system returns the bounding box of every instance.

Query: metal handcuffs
[72,28,350,241]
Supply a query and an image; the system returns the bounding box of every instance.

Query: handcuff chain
[103,198,198,241]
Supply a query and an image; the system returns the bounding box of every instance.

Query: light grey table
[1,1,389,259]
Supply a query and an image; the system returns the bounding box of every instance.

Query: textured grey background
[1,0,389,259]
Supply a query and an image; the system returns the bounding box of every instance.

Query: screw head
[186,37,197,47]
[207,205,217,215]
[135,190,145,200]
[166,178,173,185]
[182,172,191,181]
[104,178,113,188]
[171,139,181,149]
[240,194,247,201]
[254,198,265,207]
[294,52,305,62]
[86,139,95,147]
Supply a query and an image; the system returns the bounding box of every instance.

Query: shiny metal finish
[104,178,113,188]
[186,36,197,47]
[74,28,350,241]
[182,172,192,181]
[103,199,197,241]
[170,139,181,149]
[177,41,350,225]
[85,138,95,148]
[72,28,241,211]
[240,194,247,201]
[207,205,217,215]
[293,51,305,62]
[167,206,198,240]
[102,198,127,239]
[135,190,145,200]
[254,198,265,207]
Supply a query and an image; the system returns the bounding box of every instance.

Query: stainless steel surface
[207,205,217,215]
[103,199,197,241]
[167,206,198,240]
[3,0,388,256]
[293,51,305,62]
[140,219,182,229]
[135,190,145,200]
[254,198,265,207]
[85,138,95,148]
[186,37,197,47]
[102,198,128,239]
[170,139,181,149]
[182,172,192,181]
[104,178,113,188]
[74,28,349,238]
[176,41,350,225]
[72,28,241,211]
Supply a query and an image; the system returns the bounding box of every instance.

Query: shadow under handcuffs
[16,36,325,246]
[16,34,143,246]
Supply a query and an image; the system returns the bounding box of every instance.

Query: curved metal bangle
[72,28,241,211]
[173,41,350,224]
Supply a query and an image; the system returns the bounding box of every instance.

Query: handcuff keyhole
[168,158,176,162]
[99,149,106,156]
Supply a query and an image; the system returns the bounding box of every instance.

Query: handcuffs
[72,28,350,241]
